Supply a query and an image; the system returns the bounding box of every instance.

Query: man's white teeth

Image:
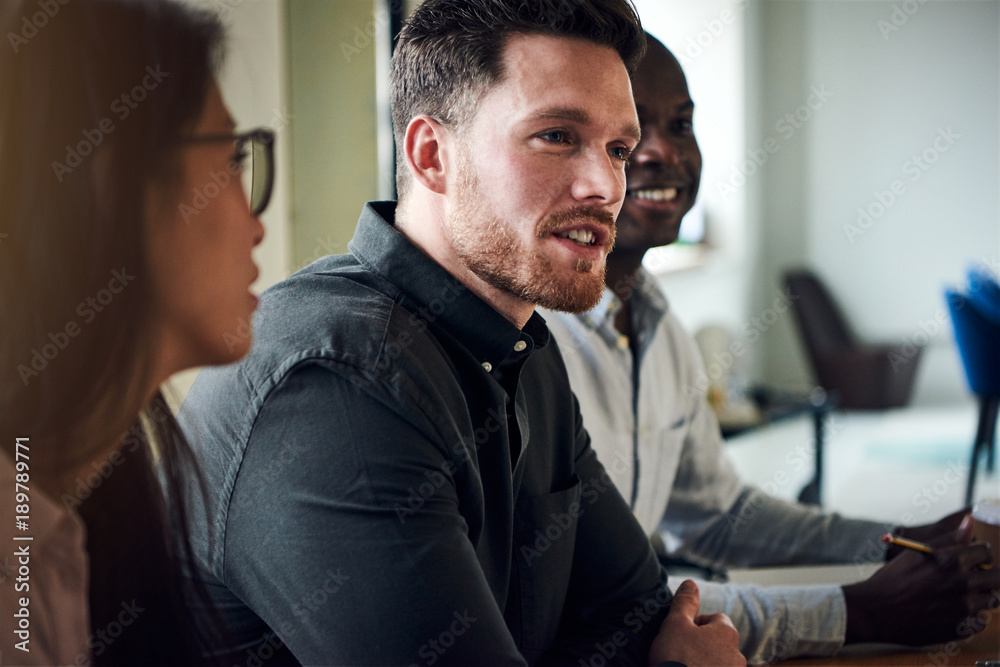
[557,229,596,246]
[632,188,678,202]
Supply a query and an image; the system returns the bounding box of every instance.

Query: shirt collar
[584,287,621,331]
[347,202,550,369]
[576,268,670,339]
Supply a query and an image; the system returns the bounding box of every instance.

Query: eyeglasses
[181,128,275,217]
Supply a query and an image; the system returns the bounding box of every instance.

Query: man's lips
[629,186,677,201]
[548,222,613,249]
[626,185,686,209]
[538,207,617,253]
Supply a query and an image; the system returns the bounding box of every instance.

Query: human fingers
[936,541,994,571]
[955,589,1000,634]
[668,579,701,622]
[694,612,738,630]
[969,565,1000,591]
[900,509,970,544]
[920,514,974,550]
[933,508,974,534]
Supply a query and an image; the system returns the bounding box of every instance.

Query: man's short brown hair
[390,0,645,198]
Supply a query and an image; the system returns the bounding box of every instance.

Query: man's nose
[631,128,680,168]
[570,148,627,205]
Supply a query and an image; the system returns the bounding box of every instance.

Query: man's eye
[610,146,632,163]
[539,130,568,144]
[674,119,694,135]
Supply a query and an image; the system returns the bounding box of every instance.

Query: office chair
[947,271,1000,505]
[784,269,922,409]
[968,267,1000,327]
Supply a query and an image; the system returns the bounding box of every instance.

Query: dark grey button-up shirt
[179,202,671,666]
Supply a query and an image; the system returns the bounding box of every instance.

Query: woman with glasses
[0,0,274,663]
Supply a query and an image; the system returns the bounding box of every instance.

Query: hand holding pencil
[885,508,977,560]
[841,513,998,646]
[882,531,994,568]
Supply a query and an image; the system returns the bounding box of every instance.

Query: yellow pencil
[882,533,934,553]
[882,532,994,569]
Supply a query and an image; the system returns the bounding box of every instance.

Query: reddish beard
[536,206,617,251]
[448,148,618,314]
[450,204,616,314]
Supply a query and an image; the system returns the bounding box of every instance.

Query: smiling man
[178,2,745,666]
[542,33,997,664]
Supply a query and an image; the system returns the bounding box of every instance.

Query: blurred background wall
[173,0,999,409]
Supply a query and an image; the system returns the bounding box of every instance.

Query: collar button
[481,361,493,372]
[513,340,527,352]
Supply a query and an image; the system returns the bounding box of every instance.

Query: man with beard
[542,33,997,664]
[177,2,745,666]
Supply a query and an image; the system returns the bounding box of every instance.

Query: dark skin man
[601,33,997,656]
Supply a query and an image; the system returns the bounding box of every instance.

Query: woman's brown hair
[1,0,231,662]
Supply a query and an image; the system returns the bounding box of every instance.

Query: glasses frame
[180,128,275,217]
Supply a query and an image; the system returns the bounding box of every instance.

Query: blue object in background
[946,266,1000,505]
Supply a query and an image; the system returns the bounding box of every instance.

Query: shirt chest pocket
[511,476,582,654]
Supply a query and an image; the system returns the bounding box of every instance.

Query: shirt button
[616,335,629,350]
[481,361,493,372]
[513,340,527,352]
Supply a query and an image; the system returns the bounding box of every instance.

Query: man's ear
[403,115,451,195]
